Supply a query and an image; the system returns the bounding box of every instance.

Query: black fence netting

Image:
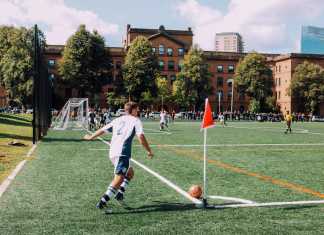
[33,25,52,143]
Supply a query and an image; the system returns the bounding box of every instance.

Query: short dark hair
[124,102,138,114]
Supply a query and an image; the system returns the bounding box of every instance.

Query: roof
[269,53,324,62]
[45,45,64,54]
[128,25,193,36]
[215,32,242,37]
[203,51,279,61]
[148,31,186,47]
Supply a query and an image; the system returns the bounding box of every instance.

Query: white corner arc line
[210,200,324,209]
[208,195,255,204]
[0,144,37,198]
[131,158,202,205]
[84,129,202,205]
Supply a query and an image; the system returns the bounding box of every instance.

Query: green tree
[235,52,273,112]
[290,61,324,114]
[175,45,211,110]
[156,76,172,109]
[59,25,112,99]
[106,72,127,109]
[0,26,45,107]
[122,36,158,103]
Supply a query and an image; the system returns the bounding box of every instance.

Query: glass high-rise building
[301,26,324,54]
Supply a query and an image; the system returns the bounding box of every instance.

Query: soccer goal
[52,98,89,130]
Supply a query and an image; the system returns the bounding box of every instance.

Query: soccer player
[83,102,153,210]
[88,109,96,131]
[159,110,168,130]
[284,110,292,134]
[219,112,226,127]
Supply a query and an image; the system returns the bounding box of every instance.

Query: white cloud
[0,0,119,44]
[176,0,324,52]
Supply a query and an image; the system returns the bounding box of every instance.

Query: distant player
[88,110,96,131]
[219,112,226,127]
[83,102,153,211]
[160,110,168,130]
[284,110,292,134]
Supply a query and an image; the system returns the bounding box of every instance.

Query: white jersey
[103,115,144,158]
[160,112,166,123]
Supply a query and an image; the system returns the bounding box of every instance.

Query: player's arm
[135,120,153,158]
[137,134,153,158]
[83,123,112,140]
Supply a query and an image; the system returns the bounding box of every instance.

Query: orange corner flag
[201,98,215,129]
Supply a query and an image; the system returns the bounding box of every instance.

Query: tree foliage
[290,61,324,114]
[122,36,158,103]
[174,45,211,110]
[0,26,45,106]
[235,52,273,112]
[59,25,112,98]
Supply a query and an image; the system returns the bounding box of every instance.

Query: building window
[217,77,223,87]
[116,61,122,70]
[159,45,165,55]
[279,65,281,73]
[152,47,156,54]
[168,60,175,71]
[278,91,281,99]
[159,60,164,70]
[217,65,223,73]
[227,80,232,88]
[227,91,232,98]
[228,65,235,73]
[48,59,55,67]
[167,48,173,56]
[178,48,184,56]
[278,77,281,86]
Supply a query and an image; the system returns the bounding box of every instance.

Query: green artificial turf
[1,121,324,234]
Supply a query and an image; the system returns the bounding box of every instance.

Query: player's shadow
[110,201,197,214]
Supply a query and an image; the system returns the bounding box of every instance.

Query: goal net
[52,98,89,130]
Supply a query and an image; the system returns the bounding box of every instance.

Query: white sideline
[208,195,255,204]
[0,144,37,198]
[210,200,324,209]
[84,129,202,205]
[135,143,324,147]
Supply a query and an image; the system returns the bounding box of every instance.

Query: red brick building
[3,24,323,115]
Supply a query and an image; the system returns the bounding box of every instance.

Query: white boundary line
[0,144,37,198]
[84,128,202,206]
[210,200,324,209]
[144,128,172,135]
[132,143,324,147]
[208,195,255,204]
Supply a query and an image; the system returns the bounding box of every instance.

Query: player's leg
[288,121,292,133]
[96,156,129,209]
[115,167,134,201]
[284,121,288,134]
[96,174,124,209]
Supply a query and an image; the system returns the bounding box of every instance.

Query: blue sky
[1,0,324,53]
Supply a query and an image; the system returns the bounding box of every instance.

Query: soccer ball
[188,185,202,199]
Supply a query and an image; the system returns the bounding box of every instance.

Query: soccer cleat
[96,200,106,209]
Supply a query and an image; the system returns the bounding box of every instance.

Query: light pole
[227,79,234,121]
[218,91,221,114]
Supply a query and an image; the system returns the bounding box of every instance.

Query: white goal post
[52,98,89,130]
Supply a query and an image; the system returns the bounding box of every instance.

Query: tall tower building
[215,32,244,53]
[301,26,324,54]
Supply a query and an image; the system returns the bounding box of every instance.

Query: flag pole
[203,127,207,207]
